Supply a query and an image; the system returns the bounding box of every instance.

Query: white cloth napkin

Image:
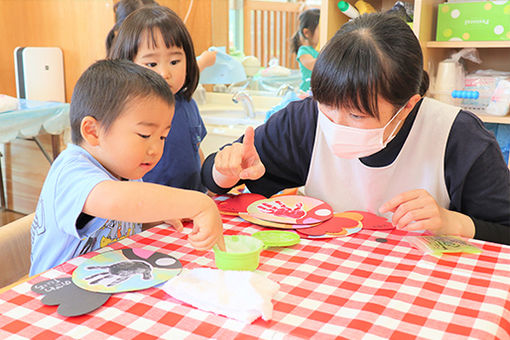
[162,268,280,323]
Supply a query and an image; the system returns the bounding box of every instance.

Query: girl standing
[291,8,320,92]
[109,6,207,192]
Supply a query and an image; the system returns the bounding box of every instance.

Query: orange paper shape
[298,216,360,236]
[346,210,395,230]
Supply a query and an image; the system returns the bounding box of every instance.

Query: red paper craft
[346,211,395,230]
[298,216,359,236]
[216,193,266,215]
[238,212,317,229]
[248,196,333,225]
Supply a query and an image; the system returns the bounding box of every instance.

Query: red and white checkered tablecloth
[1,214,509,339]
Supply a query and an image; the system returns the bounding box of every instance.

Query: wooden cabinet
[319,0,510,123]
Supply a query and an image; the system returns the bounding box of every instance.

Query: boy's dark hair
[108,6,199,101]
[291,8,320,55]
[311,13,428,119]
[70,59,174,145]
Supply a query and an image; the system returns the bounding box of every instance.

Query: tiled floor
[0,209,26,227]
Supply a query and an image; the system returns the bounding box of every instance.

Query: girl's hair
[291,8,320,55]
[70,59,174,145]
[105,0,160,56]
[311,13,429,119]
[108,6,199,101]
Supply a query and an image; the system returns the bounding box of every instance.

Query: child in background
[105,0,159,54]
[291,8,320,92]
[30,59,225,276]
[202,13,510,245]
[109,6,208,192]
[105,1,216,71]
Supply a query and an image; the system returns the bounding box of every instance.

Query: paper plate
[72,248,182,293]
[238,212,318,229]
[246,195,333,225]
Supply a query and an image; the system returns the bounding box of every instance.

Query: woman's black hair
[108,6,199,101]
[105,0,160,56]
[70,59,174,145]
[311,13,428,119]
[291,8,320,55]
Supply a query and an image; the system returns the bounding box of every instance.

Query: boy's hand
[188,198,226,251]
[213,127,265,187]
[164,219,184,232]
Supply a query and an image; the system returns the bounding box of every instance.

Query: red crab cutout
[216,193,266,215]
[346,210,395,230]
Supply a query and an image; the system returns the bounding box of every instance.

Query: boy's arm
[83,181,225,250]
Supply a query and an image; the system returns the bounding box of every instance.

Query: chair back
[0,213,34,288]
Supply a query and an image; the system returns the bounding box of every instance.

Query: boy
[30,59,225,276]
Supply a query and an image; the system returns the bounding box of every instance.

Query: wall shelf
[427,41,510,48]
[477,114,510,124]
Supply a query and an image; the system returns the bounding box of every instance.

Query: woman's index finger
[242,126,256,153]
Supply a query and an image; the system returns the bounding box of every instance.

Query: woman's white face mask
[318,103,407,159]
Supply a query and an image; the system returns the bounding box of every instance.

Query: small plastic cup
[213,235,264,271]
[213,231,300,271]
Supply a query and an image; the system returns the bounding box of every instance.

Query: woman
[201,13,510,245]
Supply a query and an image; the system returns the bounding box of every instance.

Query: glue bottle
[354,0,376,15]
[337,1,360,19]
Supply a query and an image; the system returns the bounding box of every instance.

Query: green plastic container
[213,231,300,271]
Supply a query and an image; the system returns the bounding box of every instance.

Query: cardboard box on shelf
[436,1,510,41]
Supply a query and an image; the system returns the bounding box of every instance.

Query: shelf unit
[320,0,510,123]
[427,41,510,48]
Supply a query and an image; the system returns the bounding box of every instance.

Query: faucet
[276,83,294,97]
[227,78,250,93]
[232,90,255,119]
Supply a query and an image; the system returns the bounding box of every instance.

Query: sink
[197,92,282,156]
[197,92,281,127]
[199,108,264,126]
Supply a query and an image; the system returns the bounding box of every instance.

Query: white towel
[162,268,280,323]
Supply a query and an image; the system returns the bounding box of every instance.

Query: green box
[436,1,510,41]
